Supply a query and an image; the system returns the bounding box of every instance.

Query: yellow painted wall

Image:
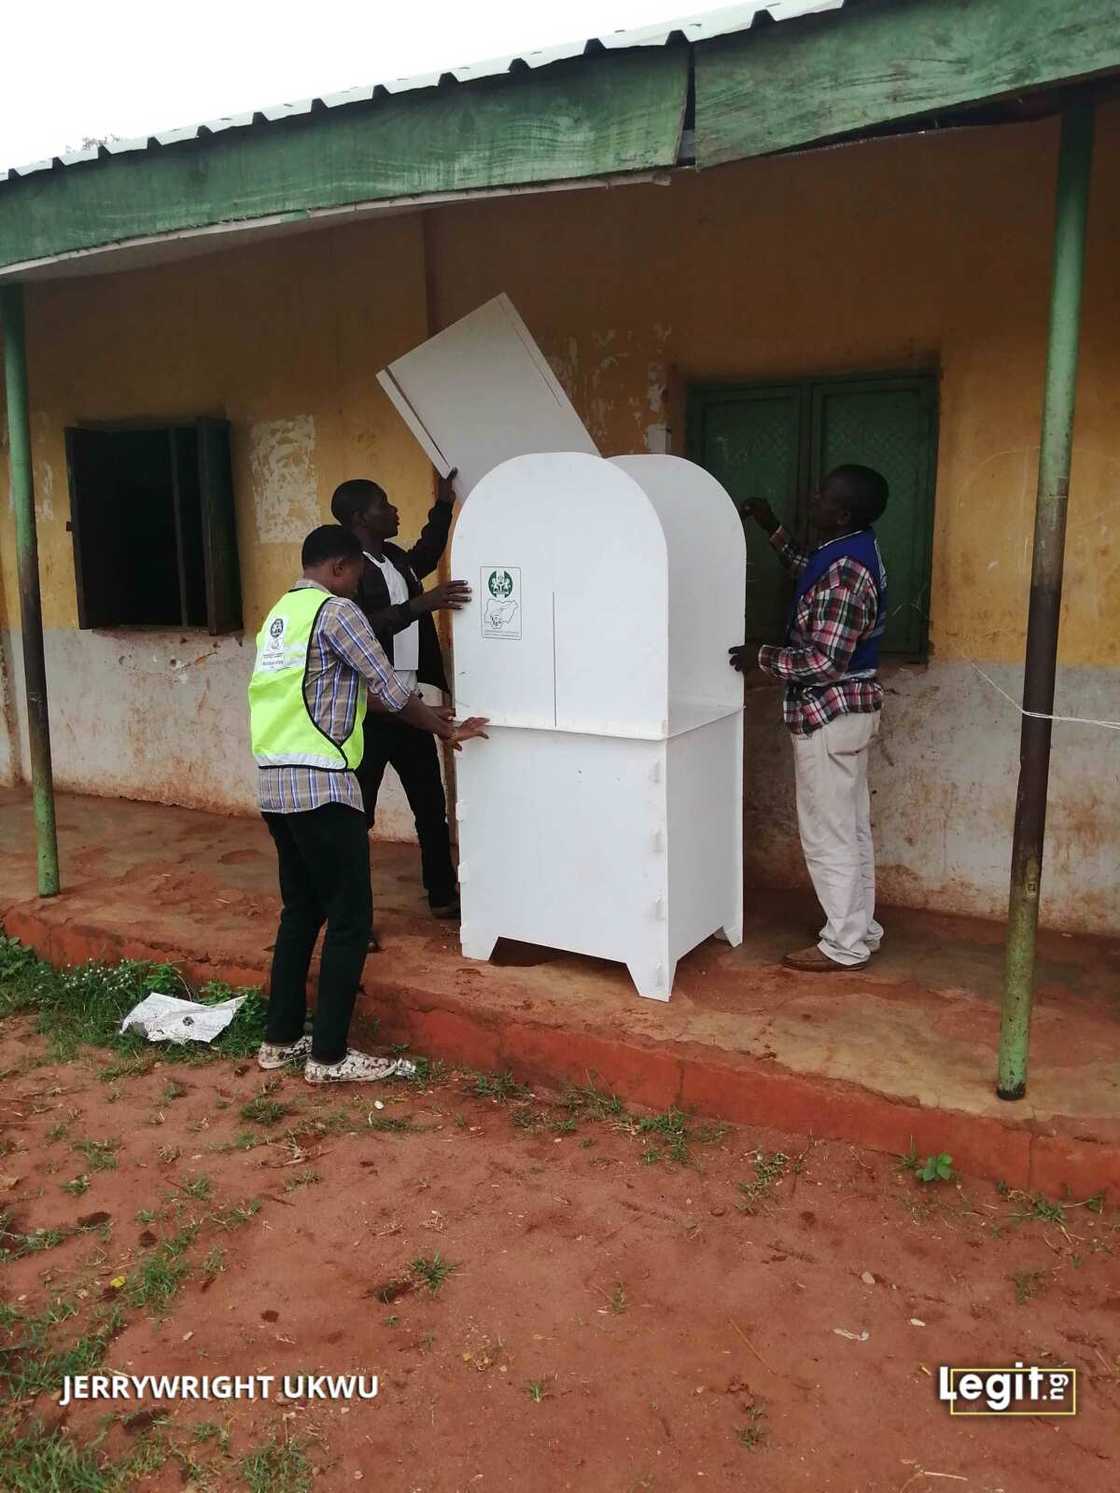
[0,107,1118,927]
[427,106,1120,667]
[0,210,438,645]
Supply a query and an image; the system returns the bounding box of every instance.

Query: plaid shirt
[257,580,411,815]
[757,526,884,737]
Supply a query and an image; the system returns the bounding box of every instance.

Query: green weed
[240,1095,290,1127]
[738,1152,793,1213]
[472,1070,531,1103]
[240,1436,312,1493]
[0,934,266,1065]
[411,1252,458,1294]
[73,1139,119,1173]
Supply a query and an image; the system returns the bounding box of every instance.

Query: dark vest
[788,528,886,676]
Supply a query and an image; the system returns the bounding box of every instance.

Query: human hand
[743,498,781,535]
[436,467,459,505]
[728,644,748,673]
[447,715,490,751]
[414,580,472,614]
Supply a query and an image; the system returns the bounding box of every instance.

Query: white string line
[967,659,1120,731]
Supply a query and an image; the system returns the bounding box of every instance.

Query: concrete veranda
[1,787,1118,1195]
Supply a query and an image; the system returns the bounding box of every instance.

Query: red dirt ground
[2,1018,1118,1492]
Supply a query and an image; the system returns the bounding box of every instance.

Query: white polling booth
[451,452,745,1000]
[378,299,745,1001]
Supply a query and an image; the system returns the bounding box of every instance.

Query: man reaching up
[731,466,888,973]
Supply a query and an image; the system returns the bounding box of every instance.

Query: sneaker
[257,1036,313,1070]
[304,1050,418,1085]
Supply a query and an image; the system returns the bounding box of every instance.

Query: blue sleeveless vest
[787,528,886,676]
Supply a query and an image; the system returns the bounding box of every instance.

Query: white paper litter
[120,991,245,1045]
[833,1328,870,1342]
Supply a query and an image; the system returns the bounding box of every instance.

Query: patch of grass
[3,1226,68,1259]
[62,1174,91,1197]
[240,1095,291,1127]
[411,1252,458,1294]
[471,1070,531,1103]
[735,1402,768,1450]
[180,1175,213,1201]
[560,1082,627,1122]
[161,1080,188,1102]
[738,1151,793,1214]
[366,1113,414,1134]
[191,1421,230,1451]
[210,1198,261,1231]
[0,933,267,1066]
[1,1301,120,1402]
[135,1208,157,1225]
[608,1282,627,1314]
[99,1052,155,1083]
[1012,1269,1047,1305]
[526,1378,548,1403]
[283,1169,321,1193]
[408,1055,449,1085]
[158,1145,181,1165]
[125,1247,190,1313]
[635,1107,692,1165]
[201,1245,226,1282]
[72,1138,119,1172]
[0,1425,113,1490]
[240,1436,312,1493]
[46,1112,80,1144]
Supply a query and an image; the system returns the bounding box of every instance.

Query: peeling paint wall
[0,212,440,839]
[426,107,1120,933]
[0,108,1118,932]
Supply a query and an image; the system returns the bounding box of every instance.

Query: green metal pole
[1,282,60,896]
[997,99,1095,1100]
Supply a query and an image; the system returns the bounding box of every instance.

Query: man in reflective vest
[249,524,487,1083]
[731,466,888,972]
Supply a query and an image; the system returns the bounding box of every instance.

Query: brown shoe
[781,946,867,973]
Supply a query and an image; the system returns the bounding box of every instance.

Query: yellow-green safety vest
[248,588,366,772]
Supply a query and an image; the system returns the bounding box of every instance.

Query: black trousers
[356,714,456,906]
[263,803,372,1065]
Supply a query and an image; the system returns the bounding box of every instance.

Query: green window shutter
[687,385,806,642]
[197,418,243,636]
[811,377,937,658]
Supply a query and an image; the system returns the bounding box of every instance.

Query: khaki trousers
[791,711,883,967]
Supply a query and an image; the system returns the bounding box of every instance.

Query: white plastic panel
[377,294,597,495]
[456,727,669,981]
[665,714,744,955]
[612,454,745,737]
[451,453,669,738]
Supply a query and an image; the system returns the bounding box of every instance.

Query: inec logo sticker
[269,617,285,640]
[481,566,521,640]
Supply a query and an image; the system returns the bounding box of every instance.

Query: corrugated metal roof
[4,1,844,181]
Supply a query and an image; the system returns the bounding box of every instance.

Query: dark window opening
[66,419,242,635]
[687,372,938,659]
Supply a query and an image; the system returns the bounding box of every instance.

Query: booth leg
[460,927,499,963]
[717,917,743,948]
[627,959,675,1003]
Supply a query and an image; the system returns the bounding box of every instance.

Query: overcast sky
[4,0,691,171]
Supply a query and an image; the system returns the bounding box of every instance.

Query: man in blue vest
[730,465,888,973]
[249,524,487,1083]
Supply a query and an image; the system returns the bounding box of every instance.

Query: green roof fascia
[695,0,1120,167]
[0,47,688,271]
